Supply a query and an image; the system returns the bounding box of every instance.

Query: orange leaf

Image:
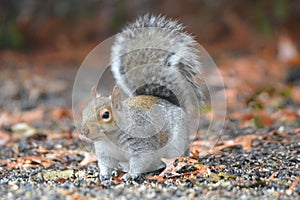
[79,152,98,166]
[50,107,71,120]
[191,134,259,155]
[286,177,300,195]
[273,109,299,122]
[0,110,11,128]
[291,86,300,103]
[146,157,209,181]
[55,177,68,183]
[0,130,10,146]
[18,109,44,124]
[232,134,258,150]
[47,130,73,141]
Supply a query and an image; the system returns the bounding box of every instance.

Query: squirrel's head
[80,86,122,141]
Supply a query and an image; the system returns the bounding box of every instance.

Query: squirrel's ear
[91,85,100,98]
[111,86,122,110]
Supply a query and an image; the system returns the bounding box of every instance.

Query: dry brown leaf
[79,152,98,166]
[2,146,97,169]
[55,177,68,183]
[229,111,274,127]
[287,55,300,66]
[47,130,73,141]
[1,107,71,128]
[294,127,300,134]
[17,109,44,124]
[159,157,198,176]
[190,140,216,157]
[42,149,97,166]
[231,134,258,150]
[0,110,11,128]
[0,109,45,126]
[0,130,10,146]
[191,134,259,156]
[229,112,254,123]
[38,145,51,153]
[50,107,71,120]
[286,177,300,195]
[147,157,209,182]
[25,156,52,168]
[273,109,299,122]
[291,86,300,103]
[255,112,274,126]
[5,155,52,169]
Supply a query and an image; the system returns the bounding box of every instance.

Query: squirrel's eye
[98,108,112,123]
[102,111,110,119]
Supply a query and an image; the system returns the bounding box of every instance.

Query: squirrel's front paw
[99,170,118,184]
[121,173,145,182]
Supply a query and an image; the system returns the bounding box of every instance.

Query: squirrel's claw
[121,173,145,183]
[121,173,138,181]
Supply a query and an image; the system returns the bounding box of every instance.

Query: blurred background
[0,0,300,113]
[1,0,300,52]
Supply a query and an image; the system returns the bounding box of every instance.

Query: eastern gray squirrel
[80,14,205,181]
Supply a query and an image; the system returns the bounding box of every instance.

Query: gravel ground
[0,125,299,199]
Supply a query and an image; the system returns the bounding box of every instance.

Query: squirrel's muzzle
[80,125,90,137]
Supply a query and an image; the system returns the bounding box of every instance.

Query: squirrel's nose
[80,125,89,136]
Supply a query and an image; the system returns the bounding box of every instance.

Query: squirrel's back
[111,14,205,108]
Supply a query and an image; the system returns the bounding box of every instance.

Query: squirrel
[80,14,205,181]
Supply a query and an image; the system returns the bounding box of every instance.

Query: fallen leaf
[160,157,198,176]
[5,155,51,169]
[254,112,274,127]
[38,145,51,153]
[229,111,274,128]
[0,130,10,146]
[191,134,259,156]
[47,130,73,141]
[291,86,300,103]
[55,177,68,183]
[17,108,44,124]
[50,107,71,120]
[2,145,97,169]
[79,151,98,166]
[273,109,299,122]
[231,134,258,150]
[40,148,97,166]
[286,54,300,66]
[147,157,209,182]
[25,155,52,168]
[286,177,300,195]
[294,127,300,134]
[190,140,217,157]
[0,110,11,128]
[0,109,44,127]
